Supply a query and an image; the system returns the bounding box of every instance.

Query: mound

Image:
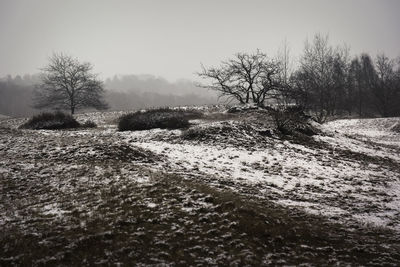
[181,121,273,148]
[181,106,322,148]
[0,114,10,120]
[65,143,158,163]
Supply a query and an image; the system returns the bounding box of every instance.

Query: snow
[147,203,157,208]
[42,203,68,217]
[131,137,399,230]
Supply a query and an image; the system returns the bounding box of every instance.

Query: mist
[104,74,218,111]
[1,0,400,116]
[0,74,218,117]
[1,0,400,81]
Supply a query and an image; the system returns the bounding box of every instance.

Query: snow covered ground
[1,111,400,265]
[2,114,400,232]
[114,117,400,232]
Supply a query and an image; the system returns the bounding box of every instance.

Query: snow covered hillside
[117,115,400,232]
[1,109,399,265]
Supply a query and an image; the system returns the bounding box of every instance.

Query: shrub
[20,112,81,130]
[81,120,97,128]
[270,106,319,136]
[118,108,196,131]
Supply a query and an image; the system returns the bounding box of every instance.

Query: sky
[0,0,399,82]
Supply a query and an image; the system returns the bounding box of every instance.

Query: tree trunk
[70,96,75,115]
[358,87,362,117]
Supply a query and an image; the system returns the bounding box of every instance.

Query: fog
[1,0,399,116]
[1,0,399,81]
[0,74,218,117]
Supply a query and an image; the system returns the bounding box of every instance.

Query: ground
[1,109,400,265]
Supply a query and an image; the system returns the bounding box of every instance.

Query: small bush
[20,112,81,130]
[81,120,97,128]
[118,108,197,131]
[270,106,319,136]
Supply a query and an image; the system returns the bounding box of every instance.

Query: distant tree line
[105,74,217,110]
[0,74,39,117]
[199,33,400,122]
[0,69,217,117]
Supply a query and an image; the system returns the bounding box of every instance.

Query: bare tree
[198,50,281,106]
[34,53,108,114]
[291,33,350,122]
[373,53,398,117]
[347,57,362,116]
[274,39,297,107]
[347,53,377,117]
[330,45,350,115]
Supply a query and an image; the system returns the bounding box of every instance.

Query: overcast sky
[0,0,399,82]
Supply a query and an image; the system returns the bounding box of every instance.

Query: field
[1,108,400,265]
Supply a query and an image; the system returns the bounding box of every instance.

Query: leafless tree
[347,57,362,116]
[198,50,281,106]
[34,53,108,114]
[373,53,398,117]
[347,53,377,117]
[274,39,296,107]
[291,33,350,122]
